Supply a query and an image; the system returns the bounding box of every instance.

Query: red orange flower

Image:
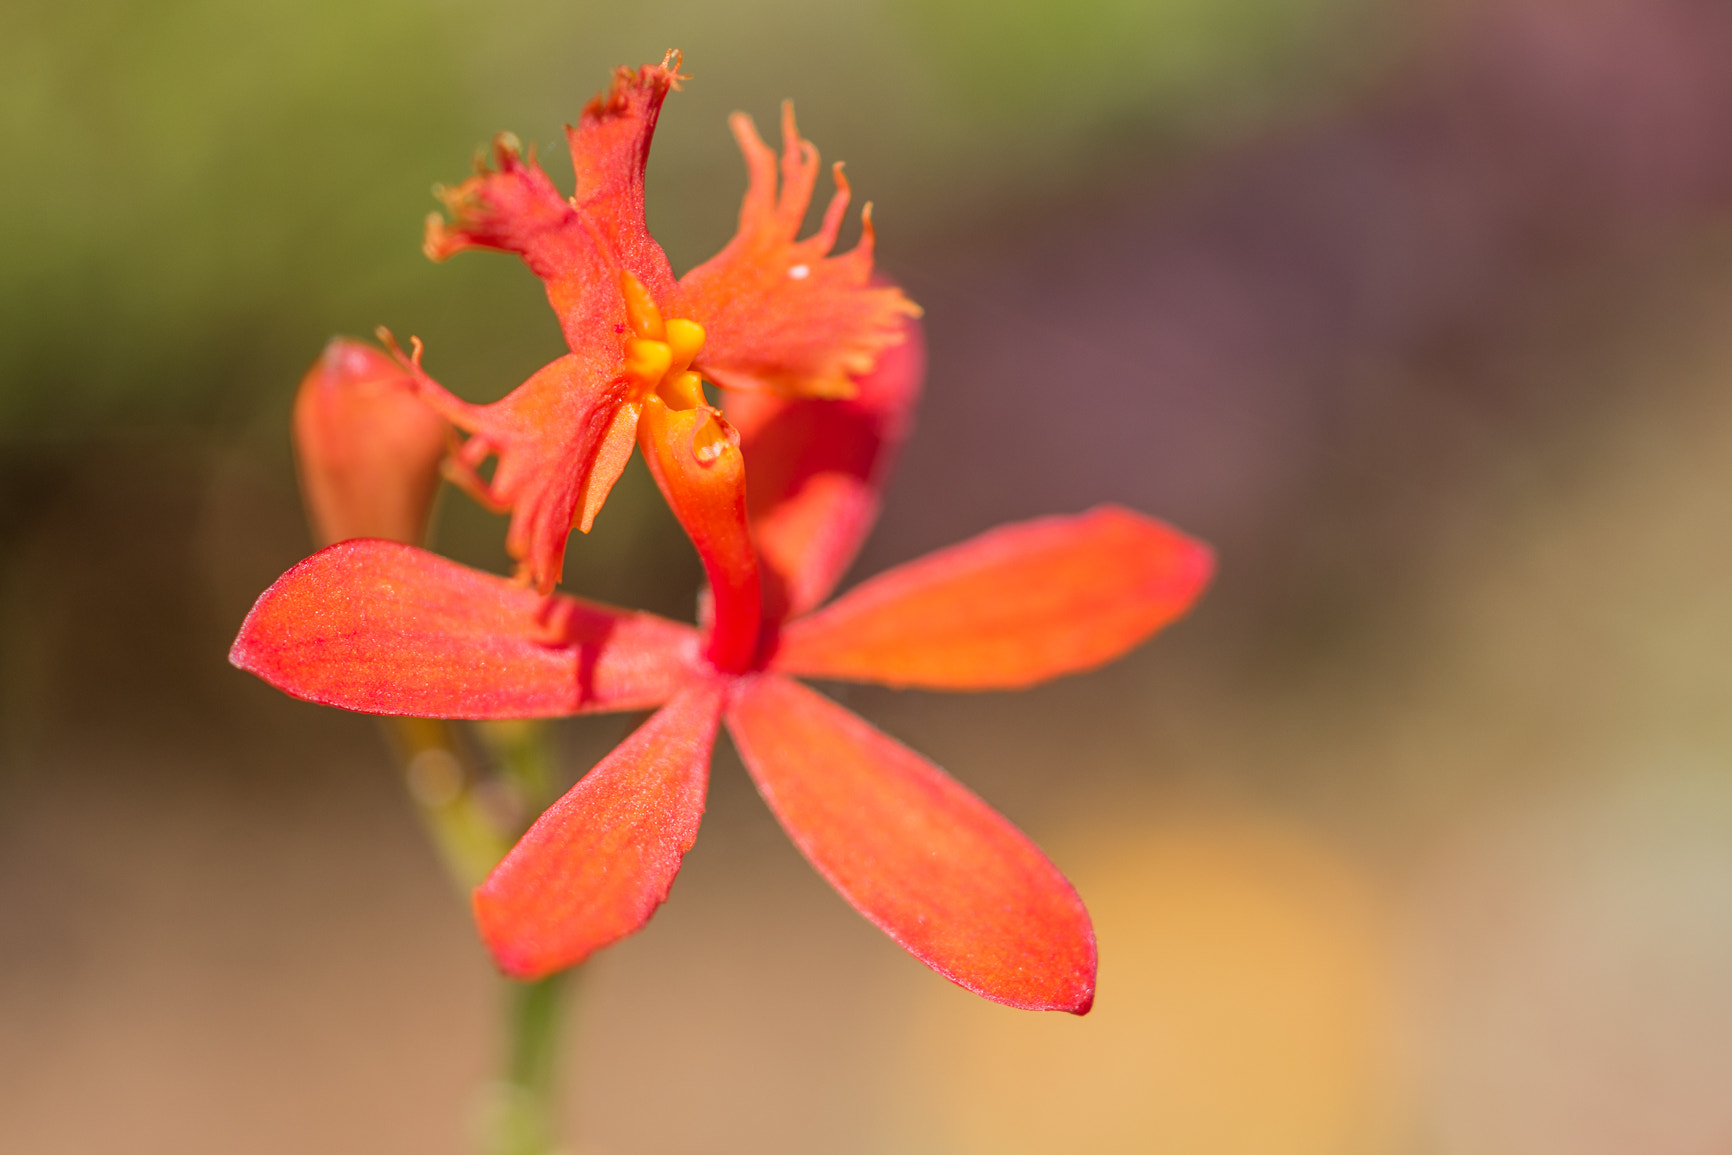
[232,317,1214,1013]
[399,51,919,594]
[232,55,1214,1014]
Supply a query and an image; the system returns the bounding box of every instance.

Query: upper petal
[423,135,622,354]
[724,310,924,621]
[772,506,1214,690]
[292,337,448,547]
[565,52,683,300]
[726,674,1096,1013]
[473,677,724,979]
[672,103,920,401]
[423,56,683,345]
[229,539,698,718]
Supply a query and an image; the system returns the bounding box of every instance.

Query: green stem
[484,971,574,1155]
[380,716,578,1155]
[382,717,510,889]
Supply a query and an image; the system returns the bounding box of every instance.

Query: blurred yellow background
[7,0,1732,1152]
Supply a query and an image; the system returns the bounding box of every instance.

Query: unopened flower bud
[293,337,448,546]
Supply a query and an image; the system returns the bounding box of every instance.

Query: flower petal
[638,397,762,673]
[772,506,1214,690]
[423,55,683,330]
[726,674,1096,1013]
[229,539,698,718]
[673,103,920,401]
[473,677,725,979]
[565,52,684,300]
[292,338,448,547]
[423,135,620,354]
[725,311,924,620]
[402,349,636,593]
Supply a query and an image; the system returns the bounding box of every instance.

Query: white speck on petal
[788,264,810,280]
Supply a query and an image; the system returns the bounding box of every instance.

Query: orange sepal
[673,104,920,400]
[292,338,448,547]
[637,397,761,672]
[473,678,725,978]
[772,506,1214,690]
[229,540,698,718]
[726,675,1096,1013]
[725,311,924,619]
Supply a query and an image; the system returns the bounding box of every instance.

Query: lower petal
[229,540,698,718]
[474,678,725,978]
[726,674,1096,1013]
[773,506,1213,690]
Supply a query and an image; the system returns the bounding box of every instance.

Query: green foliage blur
[0,0,1387,441]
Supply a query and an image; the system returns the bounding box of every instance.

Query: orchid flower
[232,54,1213,1014]
[398,50,919,594]
[232,308,1214,1013]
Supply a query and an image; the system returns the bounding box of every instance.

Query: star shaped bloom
[231,320,1214,1014]
[402,51,919,594]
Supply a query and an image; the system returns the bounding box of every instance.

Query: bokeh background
[7,0,1732,1151]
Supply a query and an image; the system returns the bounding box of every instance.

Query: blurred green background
[9,0,1732,1152]
[0,0,1382,437]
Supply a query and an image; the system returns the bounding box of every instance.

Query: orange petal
[724,310,924,620]
[423,135,623,354]
[565,52,684,301]
[672,103,921,400]
[398,347,636,594]
[726,675,1096,1013]
[637,397,761,672]
[473,677,724,978]
[229,540,698,718]
[291,338,448,547]
[773,506,1214,690]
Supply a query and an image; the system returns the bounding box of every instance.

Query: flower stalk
[387,715,577,1154]
[480,971,573,1155]
[386,717,508,889]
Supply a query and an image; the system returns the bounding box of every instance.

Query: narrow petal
[637,397,762,673]
[726,675,1096,1013]
[672,103,921,400]
[565,52,684,300]
[473,678,725,979]
[773,506,1214,690]
[398,346,635,594]
[229,540,698,718]
[423,135,621,354]
[292,338,448,547]
[724,311,924,620]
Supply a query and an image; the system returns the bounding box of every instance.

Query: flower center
[621,271,707,411]
[620,271,730,463]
